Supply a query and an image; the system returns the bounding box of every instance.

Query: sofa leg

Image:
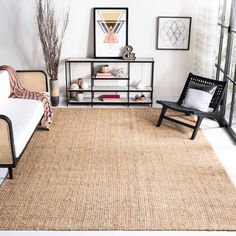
[8,167,13,179]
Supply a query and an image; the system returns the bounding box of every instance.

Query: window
[216,0,236,141]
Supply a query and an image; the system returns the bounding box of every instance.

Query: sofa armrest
[0,115,14,165]
[16,70,48,92]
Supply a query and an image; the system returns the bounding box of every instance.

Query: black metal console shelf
[65,57,154,106]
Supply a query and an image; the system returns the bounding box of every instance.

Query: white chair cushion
[0,98,44,157]
[182,88,213,112]
[0,70,11,99]
[182,83,217,112]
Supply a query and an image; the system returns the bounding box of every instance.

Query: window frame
[216,0,236,142]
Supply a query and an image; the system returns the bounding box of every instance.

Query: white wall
[0,0,197,101]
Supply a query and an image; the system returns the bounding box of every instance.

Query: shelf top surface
[66,57,154,62]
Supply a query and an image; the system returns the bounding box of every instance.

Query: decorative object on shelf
[94,8,128,58]
[157,16,192,50]
[36,0,69,106]
[77,92,84,102]
[136,80,145,90]
[81,80,89,89]
[100,94,120,102]
[122,45,136,60]
[70,83,79,98]
[70,83,79,90]
[96,72,113,78]
[101,65,110,73]
[133,93,146,101]
[116,67,127,78]
[95,64,113,78]
[77,78,83,88]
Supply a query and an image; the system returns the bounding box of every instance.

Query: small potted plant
[36,0,69,106]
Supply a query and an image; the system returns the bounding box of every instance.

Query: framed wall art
[157,16,192,50]
[94,8,128,58]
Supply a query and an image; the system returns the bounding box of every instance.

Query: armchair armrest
[0,115,15,165]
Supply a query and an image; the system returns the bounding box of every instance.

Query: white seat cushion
[0,98,44,157]
[0,70,11,99]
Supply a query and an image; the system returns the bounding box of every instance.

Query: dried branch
[36,0,69,80]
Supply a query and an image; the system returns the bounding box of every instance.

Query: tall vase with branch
[36,0,69,106]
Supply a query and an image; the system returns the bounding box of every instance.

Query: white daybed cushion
[0,98,44,157]
[0,70,11,99]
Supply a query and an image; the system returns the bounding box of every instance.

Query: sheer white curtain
[194,0,219,78]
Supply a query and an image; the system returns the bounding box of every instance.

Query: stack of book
[95,72,113,78]
[100,95,120,102]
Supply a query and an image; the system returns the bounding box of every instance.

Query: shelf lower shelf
[129,98,152,104]
[69,98,92,104]
[68,97,152,106]
[93,98,128,103]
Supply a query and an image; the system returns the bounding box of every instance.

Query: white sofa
[0,70,48,179]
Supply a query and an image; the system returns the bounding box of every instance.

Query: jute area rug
[0,108,235,231]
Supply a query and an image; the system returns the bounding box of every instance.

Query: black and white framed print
[157,16,192,50]
[94,8,128,58]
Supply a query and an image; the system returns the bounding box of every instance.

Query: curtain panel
[194,0,219,78]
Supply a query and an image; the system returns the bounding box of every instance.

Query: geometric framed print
[157,16,192,50]
[94,8,128,58]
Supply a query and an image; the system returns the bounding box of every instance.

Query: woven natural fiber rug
[0,108,235,230]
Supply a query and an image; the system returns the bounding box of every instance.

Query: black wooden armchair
[156,73,227,140]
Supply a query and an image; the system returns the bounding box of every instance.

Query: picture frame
[94,8,128,58]
[157,16,192,50]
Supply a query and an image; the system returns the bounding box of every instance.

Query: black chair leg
[215,118,224,127]
[191,116,203,140]
[156,106,167,127]
[8,167,13,179]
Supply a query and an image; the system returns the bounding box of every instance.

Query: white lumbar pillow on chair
[182,83,217,112]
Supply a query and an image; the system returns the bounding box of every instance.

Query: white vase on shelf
[77,93,84,102]
[70,83,79,98]
[136,80,145,90]
[81,80,89,89]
